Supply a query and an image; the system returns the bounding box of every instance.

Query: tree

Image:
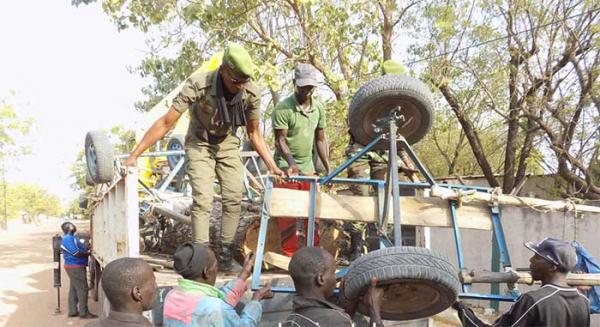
[0,91,34,228]
[409,0,599,198]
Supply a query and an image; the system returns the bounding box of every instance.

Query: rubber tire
[344,246,460,321]
[85,130,115,184]
[348,75,435,149]
[166,134,186,170]
[85,173,94,186]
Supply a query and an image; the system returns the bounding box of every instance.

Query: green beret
[222,43,256,78]
[382,60,405,75]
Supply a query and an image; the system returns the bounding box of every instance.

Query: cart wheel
[348,75,435,150]
[344,246,460,321]
[85,130,115,184]
[166,134,186,170]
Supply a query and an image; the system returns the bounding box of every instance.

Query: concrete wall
[428,205,600,323]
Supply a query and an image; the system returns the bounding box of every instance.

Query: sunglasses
[224,64,250,85]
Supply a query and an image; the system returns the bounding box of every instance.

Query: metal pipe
[388,118,402,246]
[152,205,191,225]
[251,179,273,291]
[321,134,384,184]
[307,180,317,246]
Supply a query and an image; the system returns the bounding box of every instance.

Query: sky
[0,1,148,204]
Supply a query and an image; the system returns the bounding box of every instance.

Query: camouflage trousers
[185,136,243,245]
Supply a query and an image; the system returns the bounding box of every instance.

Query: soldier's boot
[218,243,242,273]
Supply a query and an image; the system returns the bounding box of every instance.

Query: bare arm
[274,129,299,176]
[314,128,330,175]
[246,119,285,179]
[124,107,182,166]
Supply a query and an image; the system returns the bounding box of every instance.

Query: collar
[177,278,225,300]
[107,311,150,324]
[291,95,314,114]
[292,295,345,312]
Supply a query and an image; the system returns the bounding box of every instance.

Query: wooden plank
[263,251,291,271]
[460,270,600,286]
[269,188,492,230]
[431,186,600,214]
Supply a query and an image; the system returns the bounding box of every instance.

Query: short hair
[101,257,149,309]
[288,247,331,289]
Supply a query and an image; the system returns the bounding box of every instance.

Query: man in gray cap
[454,238,590,326]
[271,63,329,256]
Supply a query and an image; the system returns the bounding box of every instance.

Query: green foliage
[0,92,34,161]
[0,183,62,220]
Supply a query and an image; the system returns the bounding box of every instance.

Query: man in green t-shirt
[271,63,330,256]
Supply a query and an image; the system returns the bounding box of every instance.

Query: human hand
[271,167,285,184]
[239,252,254,281]
[124,155,138,167]
[287,165,299,177]
[252,283,274,301]
[363,277,384,313]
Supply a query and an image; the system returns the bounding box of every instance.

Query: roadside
[0,218,98,327]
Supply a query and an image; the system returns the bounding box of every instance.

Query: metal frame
[250,108,518,302]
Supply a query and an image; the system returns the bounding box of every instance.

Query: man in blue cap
[125,44,285,271]
[454,238,590,326]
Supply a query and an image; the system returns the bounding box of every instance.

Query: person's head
[288,247,336,298]
[525,238,577,282]
[173,242,218,285]
[101,257,157,313]
[381,59,404,75]
[219,43,255,94]
[61,221,77,235]
[293,63,319,104]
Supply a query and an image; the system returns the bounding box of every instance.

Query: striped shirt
[456,284,590,327]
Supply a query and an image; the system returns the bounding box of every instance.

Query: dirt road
[0,218,98,327]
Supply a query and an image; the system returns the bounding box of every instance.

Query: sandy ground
[0,218,98,327]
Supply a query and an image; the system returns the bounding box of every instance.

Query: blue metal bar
[490,205,512,267]
[116,150,185,159]
[398,138,437,186]
[449,200,470,293]
[388,121,402,246]
[251,179,273,291]
[291,175,493,192]
[459,293,517,302]
[321,134,384,184]
[377,183,385,226]
[158,157,185,192]
[449,201,465,270]
[307,180,317,246]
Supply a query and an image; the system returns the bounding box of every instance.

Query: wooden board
[269,188,492,230]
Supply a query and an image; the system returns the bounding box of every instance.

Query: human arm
[124,107,182,166]
[246,119,285,180]
[274,129,299,176]
[363,277,384,327]
[314,128,329,175]
[454,294,536,327]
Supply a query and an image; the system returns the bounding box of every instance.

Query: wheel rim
[357,278,455,320]
[86,143,98,179]
[167,142,184,168]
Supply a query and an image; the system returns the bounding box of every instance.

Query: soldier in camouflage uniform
[125,44,285,271]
